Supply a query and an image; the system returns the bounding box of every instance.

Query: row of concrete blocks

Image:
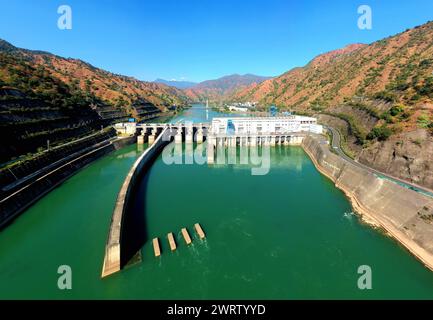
[152,223,206,257]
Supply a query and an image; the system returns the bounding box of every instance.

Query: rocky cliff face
[358,129,433,189]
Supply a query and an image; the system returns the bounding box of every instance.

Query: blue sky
[0,0,432,82]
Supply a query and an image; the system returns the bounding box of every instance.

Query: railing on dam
[101,127,169,278]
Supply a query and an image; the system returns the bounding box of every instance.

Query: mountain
[184,74,271,102]
[154,78,197,89]
[0,39,189,110]
[233,24,433,112]
[0,39,189,163]
[232,22,433,189]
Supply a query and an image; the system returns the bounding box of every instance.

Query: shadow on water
[119,145,166,268]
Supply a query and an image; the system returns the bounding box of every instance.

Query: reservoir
[1,104,433,299]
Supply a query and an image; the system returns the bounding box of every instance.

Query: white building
[114,122,137,135]
[210,116,323,135]
[228,105,249,112]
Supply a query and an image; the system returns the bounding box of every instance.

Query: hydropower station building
[210,116,323,135]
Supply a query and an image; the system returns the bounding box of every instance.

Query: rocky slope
[232,21,433,189]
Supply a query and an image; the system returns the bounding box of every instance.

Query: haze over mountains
[154,78,197,89]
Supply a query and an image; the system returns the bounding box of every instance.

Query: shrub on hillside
[374,91,396,103]
[367,125,393,141]
[415,77,433,98]
[417,114,430,128]
[428,122,433,135]
[390,104,405,116]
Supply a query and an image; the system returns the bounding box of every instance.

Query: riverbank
[302,134,433,271]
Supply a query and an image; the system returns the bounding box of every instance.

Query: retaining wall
[302,135,433,270]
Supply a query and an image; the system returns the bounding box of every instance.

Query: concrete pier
[207,137,215,164]
[148,126,157,145]
[175,128,183,144]
[153,238,161,257]
[185,123,193,144]
[181,228,192,245]
[270,136,276,146]
[196,124,204,144]
[194,223,206,239]
[167,232,177,251]
[148,134,155,145]
[137,135,145,144]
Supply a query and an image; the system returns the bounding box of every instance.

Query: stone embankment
[302,134,433,271]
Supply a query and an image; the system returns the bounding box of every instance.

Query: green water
[1,105,433,299]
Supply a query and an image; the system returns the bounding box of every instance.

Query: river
[0,104,433,299]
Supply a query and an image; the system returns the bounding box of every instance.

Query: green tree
[367,125,393,141]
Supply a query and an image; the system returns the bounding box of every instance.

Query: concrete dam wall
[302,135,433,271]
[101,128,170,278]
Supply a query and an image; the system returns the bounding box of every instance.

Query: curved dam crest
[102,127,170,277]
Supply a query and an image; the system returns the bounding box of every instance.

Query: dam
[102,115,323,277]
[1,104,433,299]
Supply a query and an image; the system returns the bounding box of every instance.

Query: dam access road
[325,125,433,198]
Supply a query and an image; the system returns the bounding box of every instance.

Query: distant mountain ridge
[184,73,271,102]
[154,78,197,89]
